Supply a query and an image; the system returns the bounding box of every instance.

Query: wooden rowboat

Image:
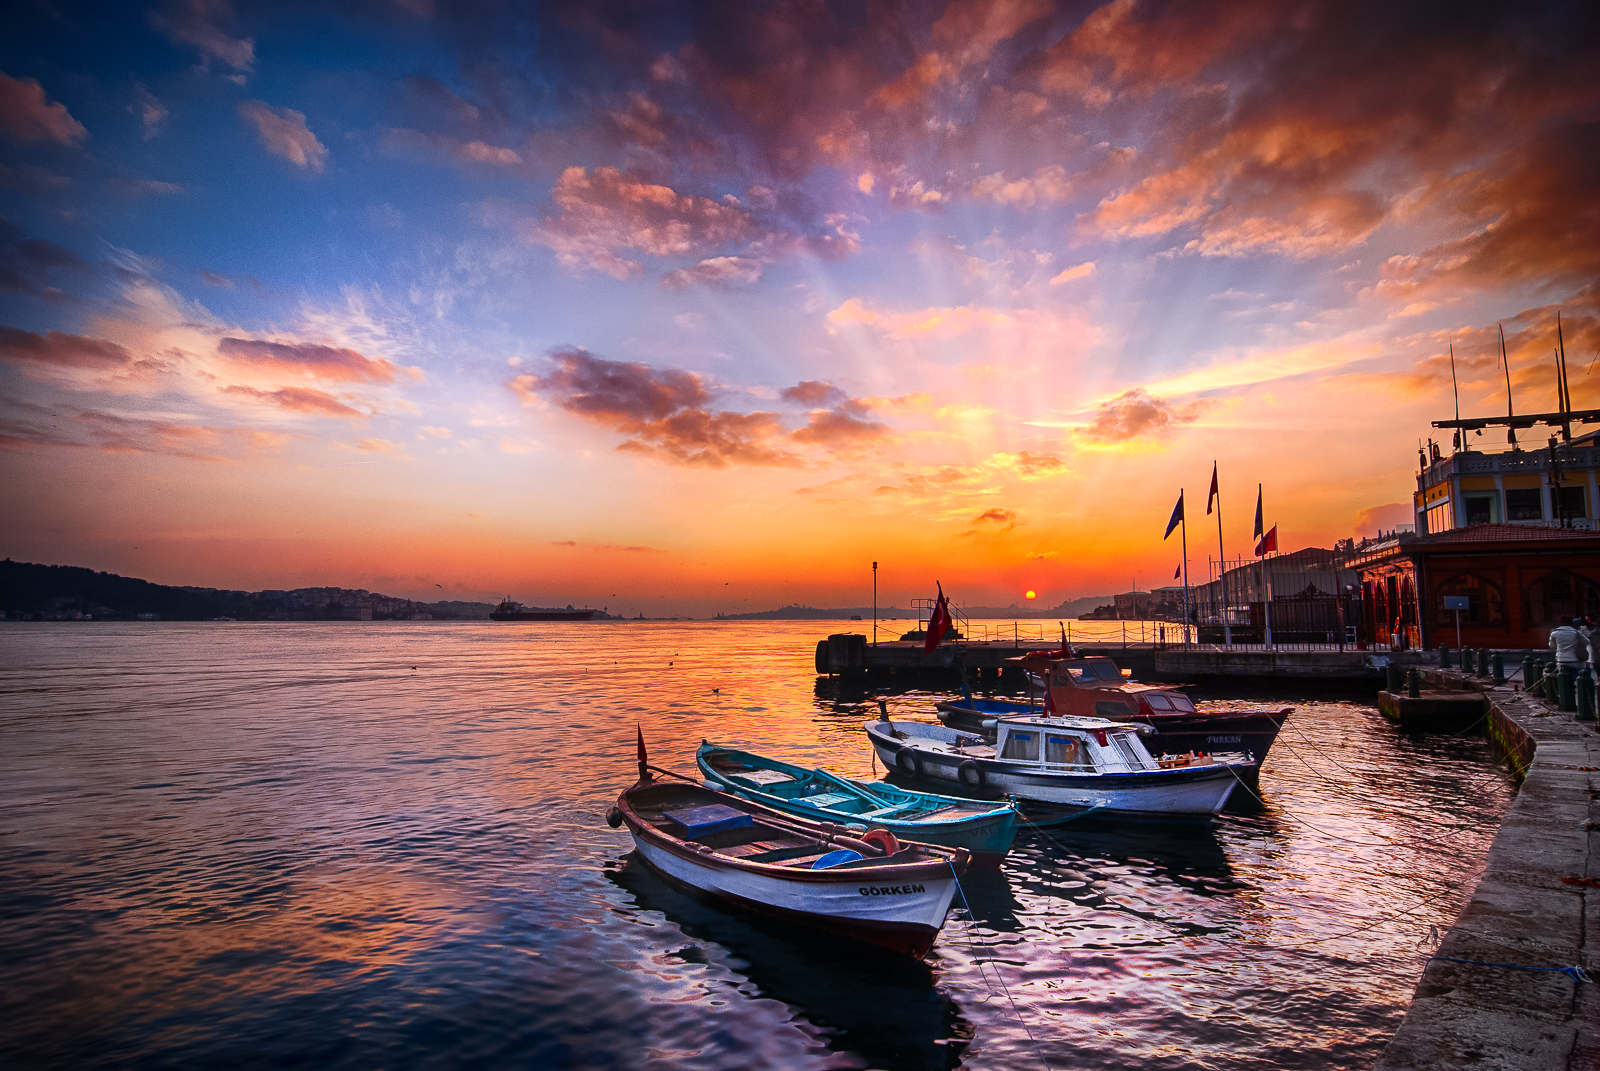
[695,741,1019,863]
[608,771,970,958]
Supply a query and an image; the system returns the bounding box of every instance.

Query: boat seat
[745,844,829,863]
[734,769,795,786]
[798,792,853,808]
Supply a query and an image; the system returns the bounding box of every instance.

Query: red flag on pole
[924,582,952,653]
[1174,565,1181,579]
[1207,462,1219,515]
[1055,622,1074,659]
[636,723,650,781]
[1254,525,1277,557]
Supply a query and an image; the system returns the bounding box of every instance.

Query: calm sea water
[0,622,1516,1070]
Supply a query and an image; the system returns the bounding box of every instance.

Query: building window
[1425,502,1453,533]
[1504,488,1543,521]
[1523,570,1600,626]
[1435,574,1504,625]
[1557,485,1586,521]
[1464,493,1498,525]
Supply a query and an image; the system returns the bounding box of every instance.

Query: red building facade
[1350,524,1600,649]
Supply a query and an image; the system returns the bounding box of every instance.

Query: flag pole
[1213,461,1229,645]
[1180,489,1190,646]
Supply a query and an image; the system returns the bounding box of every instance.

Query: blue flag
[1164,492,1184,539]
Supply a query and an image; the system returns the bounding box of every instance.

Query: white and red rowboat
[608,773,969,959]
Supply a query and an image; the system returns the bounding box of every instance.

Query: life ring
[896,748,921,778]
[861,828,900,856]
[957,760,985,790]
[606,806,623,828]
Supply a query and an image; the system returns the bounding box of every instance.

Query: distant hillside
[0,560,495,621]
[716,605,912,621]
[715,596,1116,621]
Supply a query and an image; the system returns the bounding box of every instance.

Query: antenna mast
[1558,312,1572,440]
[1500,323,1518,449]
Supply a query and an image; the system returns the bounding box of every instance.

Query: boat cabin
[1006,654,1199,721]
[985,716,1160,774]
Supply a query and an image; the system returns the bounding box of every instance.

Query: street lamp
[872,561,878,646]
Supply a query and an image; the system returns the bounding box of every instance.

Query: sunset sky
[2,0,1596,616]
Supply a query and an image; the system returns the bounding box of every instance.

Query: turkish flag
[1254,525,1277,557]
[1207,462,1219,515]
[924,583,952,653]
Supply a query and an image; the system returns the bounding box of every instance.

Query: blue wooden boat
[696,742,1019,863]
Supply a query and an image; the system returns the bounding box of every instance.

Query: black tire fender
[896,747,921,778]
[815,640,829,674]
[957,760,985,790]
[606,806,624,829]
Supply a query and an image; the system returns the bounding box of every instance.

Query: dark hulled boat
[489,597,596,621]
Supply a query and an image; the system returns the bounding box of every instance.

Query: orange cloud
[238,101,328,171]
[0,72,87,145]
[0,327,132,369]
[217,337,400,383]
[1078,389,1209,443]
[149,0,255,72]
[790,405,889,449]
[222,384,363,418]
[512,347,798,468]
[525,166,762,280]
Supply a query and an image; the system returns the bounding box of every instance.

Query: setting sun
[1025,591,1037,600]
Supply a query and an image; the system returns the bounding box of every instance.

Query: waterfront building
[1112,590,1154,619]
[1189,549,1361,642]
[1416,426,1600,533]
[1347,524,1600,649]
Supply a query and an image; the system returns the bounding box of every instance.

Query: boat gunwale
[864,720,1249,785]
[615,780,968,884]
[695,742,1015,824]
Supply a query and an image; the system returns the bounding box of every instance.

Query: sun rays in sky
[1,0,1596,614]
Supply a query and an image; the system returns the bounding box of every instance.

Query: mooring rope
[1426,955,1592,984]
[947,860,1053,1071]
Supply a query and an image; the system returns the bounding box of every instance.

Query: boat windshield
[1090,662,1121,680]
[1144,693,1173,709]
[1045,734,1082,766]
[1110,733,1151,771]
[1168,693,1196,712]
[1001,730,1039,761]
[1060,663,1090,680]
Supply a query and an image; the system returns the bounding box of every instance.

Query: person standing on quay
[1549,615,1588,669]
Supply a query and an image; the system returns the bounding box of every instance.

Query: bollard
[1385,662,1402,692]
[1476,647,1489,677]
[1492,651,1505,684]
[1439,645,1452,669]
[1521,655,1536,692]
[1559,664,1577,711]
[1406,667,1421,698]
[1461,647,1475,675]
[1577,667,1595,721]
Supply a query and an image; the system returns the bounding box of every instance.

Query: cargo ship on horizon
[490,598,596,622]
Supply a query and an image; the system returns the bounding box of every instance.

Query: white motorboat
[864,713,1248,822]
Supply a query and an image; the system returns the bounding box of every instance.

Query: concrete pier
[1376,688,1488,730]
[815,634,1433,684]
[1374,672,1598,1070]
